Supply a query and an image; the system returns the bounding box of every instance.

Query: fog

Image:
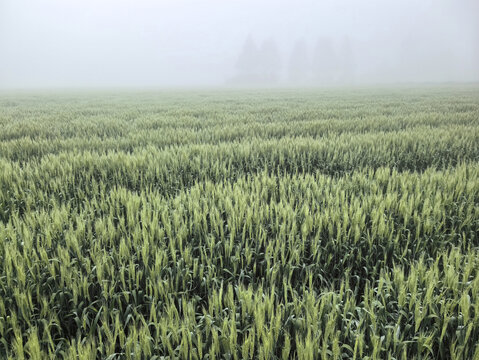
[1,0,478,88]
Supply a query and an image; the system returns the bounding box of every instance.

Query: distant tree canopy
[236,35,260,79]
[312,37,338,85]
[288,39,310,84]
[259,39,281,82]
[338,37,355,84]
[233,35,356,85]
[234,36,281,84]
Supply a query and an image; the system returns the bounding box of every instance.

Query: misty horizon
[1,0,478,89]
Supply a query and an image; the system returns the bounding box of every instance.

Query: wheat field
[0,87,478,359]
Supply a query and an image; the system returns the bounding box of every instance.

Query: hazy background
[1,0,478,88]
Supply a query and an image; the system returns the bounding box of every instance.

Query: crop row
[1,165,478,358]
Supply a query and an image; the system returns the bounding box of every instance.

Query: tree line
[231,35,355,85]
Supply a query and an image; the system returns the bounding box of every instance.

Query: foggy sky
[1,0,478,88]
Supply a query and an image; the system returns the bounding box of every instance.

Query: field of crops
[0,87,478,359]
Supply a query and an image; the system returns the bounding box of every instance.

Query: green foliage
[0,88,478,359]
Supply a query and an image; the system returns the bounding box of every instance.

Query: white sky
[0,0,478,88]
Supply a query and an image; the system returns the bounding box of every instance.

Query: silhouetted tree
[259,38,281,83]
[312,37,338,85]
[288,39,310,84]
[234,35,281,84]
[236,35,260,80]
[338,36,355,84]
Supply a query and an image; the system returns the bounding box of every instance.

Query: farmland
[0,87,478,359]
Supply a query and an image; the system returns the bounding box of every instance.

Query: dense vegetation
[0,87,478,359]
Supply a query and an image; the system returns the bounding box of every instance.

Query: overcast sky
[0,0,478,88]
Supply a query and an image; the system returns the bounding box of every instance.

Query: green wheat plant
[0,87,478,358]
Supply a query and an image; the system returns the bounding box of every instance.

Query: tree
[338,36,355,85]
[288,39,310,85]
[259,38,281,83]
[234,35,281,84]
[236,35,260,80]
[312,37,338,85]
